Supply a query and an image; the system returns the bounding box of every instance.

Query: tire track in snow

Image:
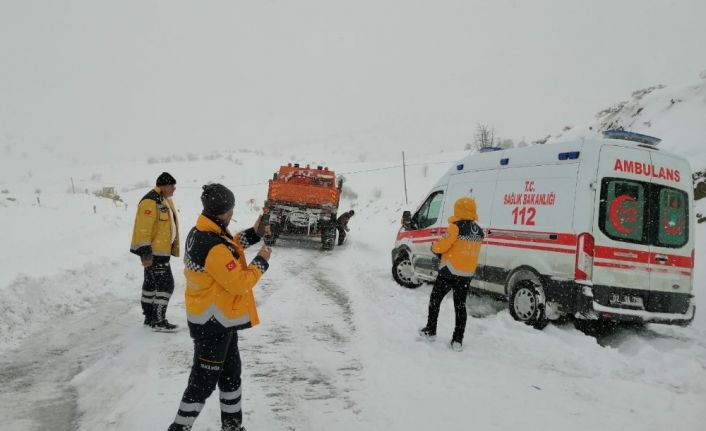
[244,248,363,430]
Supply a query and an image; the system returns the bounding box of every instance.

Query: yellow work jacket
[130,187,180,258]
[183,214,268,335]
[432,197,483,279]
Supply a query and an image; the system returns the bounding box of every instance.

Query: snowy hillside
[546,73,706,170]
[1,143,705,431]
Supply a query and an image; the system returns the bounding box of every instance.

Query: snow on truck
[263,163,343,250]
[392,130,696,329]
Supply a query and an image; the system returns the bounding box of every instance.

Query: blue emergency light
[478,146,503,153]
[558,151,580,160]
[602,130,661,146]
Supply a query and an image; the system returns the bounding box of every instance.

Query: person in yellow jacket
[168,183,271,431]
[419,197,483,351]
[130,172,180,331]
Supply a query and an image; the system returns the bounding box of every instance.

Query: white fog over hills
[1,0,706,163]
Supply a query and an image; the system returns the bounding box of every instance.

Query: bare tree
[472,124,496,151]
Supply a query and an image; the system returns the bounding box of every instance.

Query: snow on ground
[1,144,705,431]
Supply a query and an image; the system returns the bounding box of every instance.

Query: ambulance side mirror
[401,210,413,230]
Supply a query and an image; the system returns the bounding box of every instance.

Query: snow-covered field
[1,141,705,431]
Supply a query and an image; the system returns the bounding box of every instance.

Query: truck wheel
[392,255,422,289]
[508,278,549,330]
[264,223,279,246]
[321,228,336,250]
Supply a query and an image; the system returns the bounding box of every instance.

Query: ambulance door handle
[655,255,668,264]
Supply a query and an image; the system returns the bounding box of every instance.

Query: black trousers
[169,329,243,431]
[141,257,174,322]
[336,226,347,245]
[425,275,470,343]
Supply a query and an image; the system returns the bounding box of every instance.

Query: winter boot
[153,320,179,332]
[450,340,463,352]
[143,315,154,326]
[142,303,154,326]
[418,327,436,341]
[152,304,178,332]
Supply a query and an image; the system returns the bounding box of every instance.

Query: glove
[141,255,154,267]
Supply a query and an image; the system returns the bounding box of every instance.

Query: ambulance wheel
[509,278,549,330]
[392,255,422,289]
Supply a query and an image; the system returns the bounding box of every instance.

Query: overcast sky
[1,0,705,162]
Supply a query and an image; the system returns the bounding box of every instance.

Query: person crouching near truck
[419,197,483,352]
[167,184,271,431]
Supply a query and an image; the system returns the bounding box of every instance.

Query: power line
[176,160,457,188]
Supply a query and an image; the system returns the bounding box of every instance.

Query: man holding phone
[167,183,271,431]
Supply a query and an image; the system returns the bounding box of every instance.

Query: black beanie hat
[156,172,177,186]
[201,183,235,216]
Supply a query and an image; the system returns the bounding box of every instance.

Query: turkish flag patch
[225,260,236,271]
[144,209,152,215]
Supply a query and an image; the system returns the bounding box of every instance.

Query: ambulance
[391,130,696,329]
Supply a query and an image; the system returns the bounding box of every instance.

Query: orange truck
[263,163,343,250]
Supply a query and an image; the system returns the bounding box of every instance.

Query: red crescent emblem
[662,211,684,236]
[609,195,637,234]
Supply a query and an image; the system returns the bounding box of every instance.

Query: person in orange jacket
[419,197,483,351]
[167,183,271,431]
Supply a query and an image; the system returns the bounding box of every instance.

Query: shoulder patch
[226,260,237,271]
[144,209,152,215]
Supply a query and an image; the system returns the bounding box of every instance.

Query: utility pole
[402,151,408,205]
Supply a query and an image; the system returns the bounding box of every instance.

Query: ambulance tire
[508,277,549,330]
[392,254,422,289]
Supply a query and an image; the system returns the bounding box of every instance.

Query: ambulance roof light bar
[602,130,661,146]
[478,146,503,153]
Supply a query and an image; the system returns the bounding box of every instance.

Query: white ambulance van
[391,131,695,329]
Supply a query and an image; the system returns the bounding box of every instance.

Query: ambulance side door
[444,169,498,288]
[410,189,446,278]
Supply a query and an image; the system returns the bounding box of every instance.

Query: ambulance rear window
[654,186,688,247]
[599,178,647,244]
